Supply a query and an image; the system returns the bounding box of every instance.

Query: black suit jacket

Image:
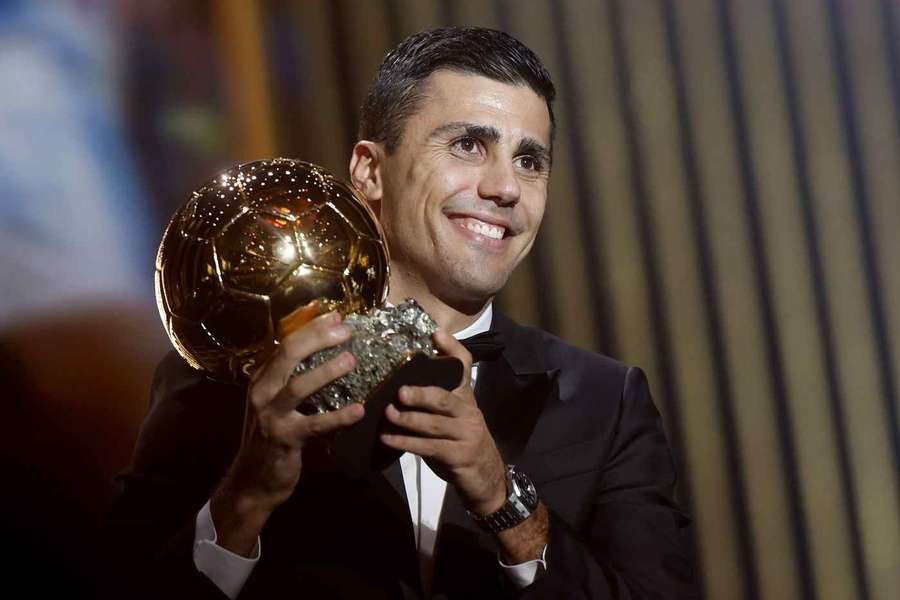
[105,312,697,599]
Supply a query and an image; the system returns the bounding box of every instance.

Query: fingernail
[332,325,351,338]
[341,352,355,368]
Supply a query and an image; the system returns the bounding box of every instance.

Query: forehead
[408,70,552,146]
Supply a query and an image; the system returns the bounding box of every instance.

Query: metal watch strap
[469,465,538,533]
[474,502,527,532]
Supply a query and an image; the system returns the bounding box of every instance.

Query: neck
[387,274,491,334]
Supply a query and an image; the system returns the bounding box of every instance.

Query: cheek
[523,190,548,230]
[427,157,477,199]
[439,162,473,191]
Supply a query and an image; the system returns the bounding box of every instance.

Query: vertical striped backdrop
[211,1,900,598]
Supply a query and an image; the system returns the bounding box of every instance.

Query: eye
[452,136,481,154]
[515,155,544,173]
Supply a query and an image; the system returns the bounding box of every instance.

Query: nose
[477,157,520,207]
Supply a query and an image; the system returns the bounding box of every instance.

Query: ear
[349,141,384,211]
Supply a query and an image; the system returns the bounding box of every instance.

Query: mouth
[458,216,505,240]
[445,213,513,244]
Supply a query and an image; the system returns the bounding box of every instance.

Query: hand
[211,311,365,555]
[380,329,508,516]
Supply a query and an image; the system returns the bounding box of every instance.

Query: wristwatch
[469,464,539,533]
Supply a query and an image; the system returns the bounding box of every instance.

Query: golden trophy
[155,158,462,472]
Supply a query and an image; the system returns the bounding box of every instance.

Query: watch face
[510,467,539,510]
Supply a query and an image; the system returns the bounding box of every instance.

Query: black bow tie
[460,331,505,363]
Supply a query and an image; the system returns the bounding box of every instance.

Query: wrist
[468,463,509,516]
[469,464,540,534]
[497,503,549,564]
[209,485,273,557]
[212,486,273,520]
[221,451,296,514]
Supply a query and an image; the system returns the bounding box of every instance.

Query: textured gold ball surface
[155,158,389,381]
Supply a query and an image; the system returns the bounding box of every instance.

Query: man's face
[375,70,552,309]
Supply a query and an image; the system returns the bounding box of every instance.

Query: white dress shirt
[194,303,547,597]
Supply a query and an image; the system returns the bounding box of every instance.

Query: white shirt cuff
[193,500,260,599]
[498,544,548,589]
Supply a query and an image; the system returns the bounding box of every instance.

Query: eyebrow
[430,122,501,144]
[429,121,552,166]
[516,137,552,167]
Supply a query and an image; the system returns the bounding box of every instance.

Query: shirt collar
[452,303,493,340]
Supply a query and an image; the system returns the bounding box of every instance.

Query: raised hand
[210,311,365,556]
[380,329,508,517]
[381,328,548,563]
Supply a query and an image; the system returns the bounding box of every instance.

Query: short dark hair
[359,26,556,153]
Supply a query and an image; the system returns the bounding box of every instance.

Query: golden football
[155,158,389,381]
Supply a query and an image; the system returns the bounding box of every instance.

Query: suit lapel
[475,357,557,463]
[381,458,407,506]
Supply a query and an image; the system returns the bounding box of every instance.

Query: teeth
[462,218,505,240]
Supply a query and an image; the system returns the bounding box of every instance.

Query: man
[107,27,696,599]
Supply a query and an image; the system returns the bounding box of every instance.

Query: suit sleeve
[101,353,245,600]
[520,367,698,599]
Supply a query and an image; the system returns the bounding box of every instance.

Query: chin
[439,265,509,306]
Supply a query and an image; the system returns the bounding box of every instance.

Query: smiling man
[108,27,697,599]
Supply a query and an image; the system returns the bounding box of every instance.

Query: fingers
[296,402,365,439]
[432,329,471,365]
[432,329,472,388]
[385,403,460,439]
[276,299,324,339]
[249,312,351,407]
[395,385,464,416]
[379,431,453,459]
[271,351,356,412]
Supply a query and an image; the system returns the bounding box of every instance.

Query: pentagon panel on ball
[155,158,389,382]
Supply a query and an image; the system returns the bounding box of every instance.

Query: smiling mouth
[449,216,508,240]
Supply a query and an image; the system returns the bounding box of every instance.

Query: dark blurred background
[0,1,897,598]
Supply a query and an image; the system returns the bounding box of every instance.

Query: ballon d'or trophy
[155,158,463,475]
